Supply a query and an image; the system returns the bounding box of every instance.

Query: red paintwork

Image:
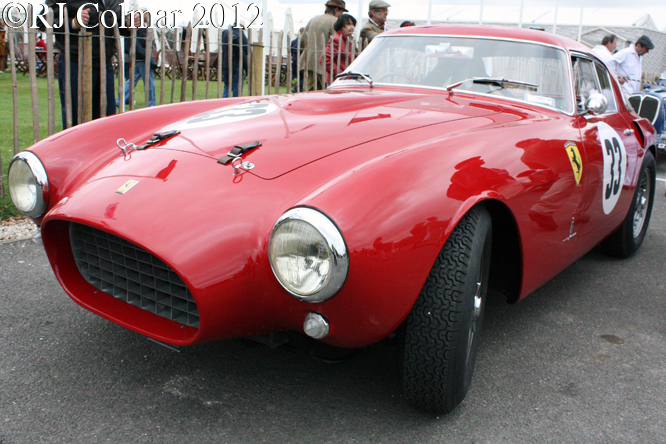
[27,26,656,348]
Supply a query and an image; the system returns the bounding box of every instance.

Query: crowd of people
[298,0,393,91]
[4,0,661,129]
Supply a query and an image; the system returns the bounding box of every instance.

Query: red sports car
[8,25,657,414]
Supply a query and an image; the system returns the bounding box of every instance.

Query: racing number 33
[599,122,627,215]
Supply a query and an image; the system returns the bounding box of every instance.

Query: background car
[8,25,658,414]
[630,88,666,152]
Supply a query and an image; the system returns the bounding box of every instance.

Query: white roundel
[598,122,627,215]
[172,101,277,130]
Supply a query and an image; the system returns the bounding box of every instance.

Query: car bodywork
[9,25,658,413]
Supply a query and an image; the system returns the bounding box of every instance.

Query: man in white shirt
[606,35,654,95]
[591,34,617,64]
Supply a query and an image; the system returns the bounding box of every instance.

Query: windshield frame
[329,34,576,116]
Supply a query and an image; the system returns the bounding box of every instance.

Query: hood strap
[218,141,262,165]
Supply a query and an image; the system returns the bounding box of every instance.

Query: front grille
[640,96,660,125]
[69,223,199,328]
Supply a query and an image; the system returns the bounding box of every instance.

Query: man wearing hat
[607,35,655,95]
[360,0,391,44]
[300,0,348,91]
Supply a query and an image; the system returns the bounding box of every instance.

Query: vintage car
[629,87,666,152]
[8,25,658,414]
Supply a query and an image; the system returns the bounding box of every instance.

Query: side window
[594,62,618,113]
[572,57,601,111]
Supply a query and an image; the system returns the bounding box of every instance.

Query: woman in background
[325,13,357,85]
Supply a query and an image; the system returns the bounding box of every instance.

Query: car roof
[382,24,591,54]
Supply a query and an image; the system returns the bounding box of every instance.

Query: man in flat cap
[607,34,655,95]
[360,0,390,44]
[300,0,347,91]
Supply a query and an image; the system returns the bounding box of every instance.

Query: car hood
[153,89,503,179]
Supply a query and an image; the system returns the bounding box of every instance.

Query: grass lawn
[1,72,292,219]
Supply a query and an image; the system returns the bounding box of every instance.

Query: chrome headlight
[269,207,349,302]
[8,151,49,219]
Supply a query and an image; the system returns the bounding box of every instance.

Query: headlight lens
[269,207,349,302]
[8,151,49,218]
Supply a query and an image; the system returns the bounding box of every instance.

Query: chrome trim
[303,312,330,339]
[8,151,49,219]
[331,34,575,116]
[268,207,349,303]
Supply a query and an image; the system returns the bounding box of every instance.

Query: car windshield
[332,35,573,114]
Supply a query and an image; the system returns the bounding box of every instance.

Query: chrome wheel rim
[632,168,652,238]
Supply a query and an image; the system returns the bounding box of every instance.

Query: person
[300,0,347,91]
[35,33,47,68]
[591,34,617,64]
[0,19,8,73]
[325,14,356,84]
[221,25,249,98]
[123,16,157,107]
[607,35,654,95]
[40,1,139,128]
[359,0,390,44]
[291,27,304,92]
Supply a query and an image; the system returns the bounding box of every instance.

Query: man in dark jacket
[41,0,138,128]
[123,19,157,107]
[221,26,249,97]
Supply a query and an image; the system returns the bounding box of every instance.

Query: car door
[571,55,641,245]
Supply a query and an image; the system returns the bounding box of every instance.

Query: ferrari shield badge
[565,142,582,185]
[116,180,139,194]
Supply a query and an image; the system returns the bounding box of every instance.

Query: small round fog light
[303,312,329,340]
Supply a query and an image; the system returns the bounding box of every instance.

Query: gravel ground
[0,217,40,243]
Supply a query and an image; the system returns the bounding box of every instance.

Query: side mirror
[580,93,608,115]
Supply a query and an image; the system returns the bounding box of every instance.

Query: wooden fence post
[169,31,175,103]
[27,27,39,143]
[114,25,124,114]
[159,28,166,105]
[266,30,272,95]
[250,29,264,96]
[274,31,283,93]
[99,22,107,117]
[8,28,19,154]
[204,27,211,99]
[145,27,153,106]
[192,28,202,101]
[217,29,223,97]
[79,29,93,124]
[180,25,191,102]
[227,25,233,96]
[128,28,136,110]
[296,35,301,93]
[238,28,244,97]
[46,9,56,136]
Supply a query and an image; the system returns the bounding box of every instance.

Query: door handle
[624,129,635,136]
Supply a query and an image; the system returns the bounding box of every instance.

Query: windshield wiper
[473,77,538,91]
[335,71,374,88]
[446,77,538,94]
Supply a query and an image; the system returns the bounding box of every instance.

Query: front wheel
[399,205,492,414]
[600,151,656,258]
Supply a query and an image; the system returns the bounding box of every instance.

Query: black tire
[399,205,492,414]
[601,151,656,258]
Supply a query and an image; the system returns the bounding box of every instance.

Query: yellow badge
[565,142,582,185]
[116,180,139,194]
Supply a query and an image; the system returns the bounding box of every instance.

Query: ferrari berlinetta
[8,25,657,413]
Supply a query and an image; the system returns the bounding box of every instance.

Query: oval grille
[69,223,199,328]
